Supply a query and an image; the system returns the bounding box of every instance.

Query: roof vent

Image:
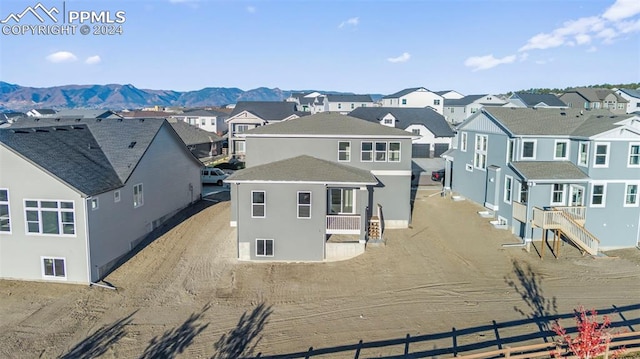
[55,118,61,121]
[128,141,137,148]
[597,115,604,118]
[75,118,82,122]
[72,125,84,130]
[96,118,102,122]
[35,128,49,133]
[53,127,68,131]
[138,118,145,123]
[12,129,30,134]
[560,112,566,116]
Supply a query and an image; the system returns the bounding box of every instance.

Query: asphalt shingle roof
[0,125,123,195]
[226,155,378,184]
[513,93,567,107]
[169,120,222,145]
[563,88,628,103]
[617,88,640,99]
[9,117,166,182]
[348,107,454,137]
[382,87,427,99]
[325,94,373,103]
[230,101,298,121]
[181,109,228,117]
[444,95,486,106]
[511,161,589,181]
[54,109,119,119]
[482,107,632,136]
[242,112,414,138]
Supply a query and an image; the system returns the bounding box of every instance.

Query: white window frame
[474,134,488,170]
[388,142,401,162]
[329,188,355,214]
[297,191,312,219]
[235,124,249,133]
[506,139,516,163]
[235,140,246,154]
[465,163,473,172]
[90,198,99,211]
[251,190,266,218]
[384,118,393,125]
[593,142,610,168]
[375,142,387,162]
[361,142,373,162]
[41,256,67,280]
[504,175,513,204]
[590,182,607,208]
[0,188,10,233]
[460,132,468,152]
[114,190,121,203]
[24,199,76,236]
[338,141,351,162]
[578,142,589,167]
[133,183,144,208]
[628,143,640,168]
[553,140,569,160]
[256,238,274,257]
[521,139,537,160]
[624,183,639,207]
[550,184,566,206]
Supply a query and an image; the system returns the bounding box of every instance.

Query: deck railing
[512,201,527,223]
[326,215,361,235]
[553,206,586,223]
[532,207,599,255]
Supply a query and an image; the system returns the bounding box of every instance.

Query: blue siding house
[445,107,640,253]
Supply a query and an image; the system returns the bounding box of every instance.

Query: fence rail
[512,201,527,223]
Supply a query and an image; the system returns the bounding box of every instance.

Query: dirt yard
[1,188,639,358]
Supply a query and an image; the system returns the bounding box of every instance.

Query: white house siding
[405,124,451,145]
[0,146,89,283]
[382,91,444,114]
[226,112,266,156]
[87,124,202,280]
[615,90,640,114]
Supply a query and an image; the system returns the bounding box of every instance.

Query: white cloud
[575,33,591,45]
[587,46,598,52]
[338,17,359,29]
[85,55,101,65]
[46,51,77,63]
[519,53,529,62]
[464,54,516,71]
[602,0,640,21]
[387,52,411,63]
[246,6,256,13]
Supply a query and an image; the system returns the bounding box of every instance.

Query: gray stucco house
[445,107,640,253]
[225,113,415,262]
[0,117,203,284]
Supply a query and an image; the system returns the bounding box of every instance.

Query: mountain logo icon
[1,2,59,24]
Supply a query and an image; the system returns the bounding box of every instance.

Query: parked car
[214,161,245,171]
[201,167,229,185]
[431,169,445,182]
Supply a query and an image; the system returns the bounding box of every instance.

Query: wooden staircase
[368,216,381,240]
[532,207,599,256]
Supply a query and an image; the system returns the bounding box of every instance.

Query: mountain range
[0,82,381,112]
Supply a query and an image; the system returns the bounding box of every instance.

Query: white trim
[465,163,473,172]
[550,183,566,206]
[374,141,387,162]
[227,180,377,185]
[255,238,274,257]
[460,132,468,152]
[338,141,351,162]
[0,188,11,234]
[360,141,373,162]
[628,142,640,168]
[133,183,144,208]
[388,141,401,162]
[484,202,499,211]
[229,220,237,227]
[370,170,412,176]
[242,133,414,139]
[114,190,121,203]
[553,139,570,160]
[297,191,312,219]
[41,256,67,280]
[521,139,537,160]
[90,198,99,211]
[506,139,515,163]
[251,190,266,218]
[24,199,77,237]
[578,142,589,167]
[569,184,585,206]
[504,175,513,204]
[590,182,607,208]
[83,197,92,283]
[474,134,488,170]
[624,182,639,207]
[593,142,610,168]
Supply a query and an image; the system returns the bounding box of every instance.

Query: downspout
[83,196,92,284]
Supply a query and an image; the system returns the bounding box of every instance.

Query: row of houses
[1,86,639,285]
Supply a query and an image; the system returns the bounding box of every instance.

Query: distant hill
[0,82,382,111]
